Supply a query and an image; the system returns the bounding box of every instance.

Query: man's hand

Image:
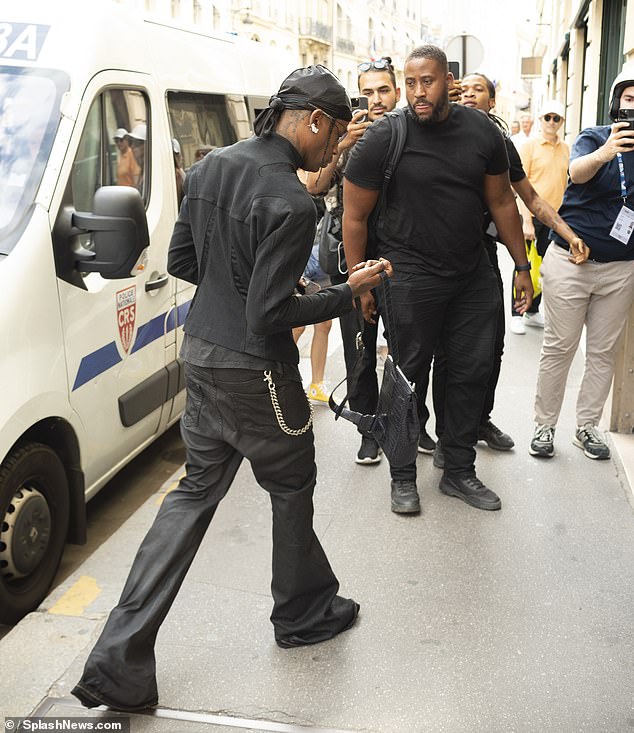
[358,291,377,323]
[513,271,534,314]
[347,259,393,321]
[568,236,590,265]
[599,121,634,161]
[340,109,371,152]
[448,78,462,103]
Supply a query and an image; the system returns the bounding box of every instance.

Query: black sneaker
[355,436,382,464]
[478,420,514,450]
[432,440,445,469]
[573,423,610,460]
[439,474,501,511]
[417,429,436,454]
[390,480,421,514]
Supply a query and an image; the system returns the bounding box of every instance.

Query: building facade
[117,0,443,94]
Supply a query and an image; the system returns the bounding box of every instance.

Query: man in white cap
[113,127,140,188]
[511,100,569,334]
[529,64,634,461]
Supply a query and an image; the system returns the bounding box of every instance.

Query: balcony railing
[336,37,355,54]
[299,18,332,42]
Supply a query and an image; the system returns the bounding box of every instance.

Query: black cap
[275,65,352,121]
[254,65,351,136]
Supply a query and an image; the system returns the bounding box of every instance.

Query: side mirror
[73,186,149,279]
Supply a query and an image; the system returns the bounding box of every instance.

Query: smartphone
[351,95,369,120]
[618,108,634,148]
[617,108,634,131]
[448,61,460,80]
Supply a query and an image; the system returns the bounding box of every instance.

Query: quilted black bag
[328,271,419,467]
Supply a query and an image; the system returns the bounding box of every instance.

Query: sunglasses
[543,114,562,123]
[321,110,348,142]
[358,57,393,73]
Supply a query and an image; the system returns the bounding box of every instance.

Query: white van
[0,0,291,623]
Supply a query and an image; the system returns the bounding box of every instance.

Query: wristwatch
[515,263,531,272]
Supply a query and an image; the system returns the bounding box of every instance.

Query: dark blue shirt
[552,126,634,261]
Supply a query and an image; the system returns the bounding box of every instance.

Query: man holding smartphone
[305,57,416,467]
[529,64,634,461]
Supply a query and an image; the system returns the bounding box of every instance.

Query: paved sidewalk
[2,256,634,733]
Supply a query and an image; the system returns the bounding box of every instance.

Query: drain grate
[31,697,357,733]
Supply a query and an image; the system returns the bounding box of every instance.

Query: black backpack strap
[375,107,408,227]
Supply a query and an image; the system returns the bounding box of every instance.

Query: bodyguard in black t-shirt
[343,45,533,514]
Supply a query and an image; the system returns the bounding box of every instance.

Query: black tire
[0,443,69,625]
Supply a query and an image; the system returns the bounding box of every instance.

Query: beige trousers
[534,243,634,428]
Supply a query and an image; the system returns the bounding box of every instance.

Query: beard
[408,91,450,125]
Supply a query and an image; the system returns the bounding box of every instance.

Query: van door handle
[145,274,169,292]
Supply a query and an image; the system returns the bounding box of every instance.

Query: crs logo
[116,285,137,355]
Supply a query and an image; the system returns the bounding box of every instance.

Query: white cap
[114,127,128,140]
[172,138,181,155]
[539,100,565,119]
[128,123,147,141]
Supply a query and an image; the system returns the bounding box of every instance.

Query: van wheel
[0,443,69,625]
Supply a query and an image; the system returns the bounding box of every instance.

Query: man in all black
[72,66,391,713]
[343,46,533,514]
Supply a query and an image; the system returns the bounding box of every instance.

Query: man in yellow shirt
[511,101,569,333]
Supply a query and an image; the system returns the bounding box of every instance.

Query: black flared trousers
[73,363,357,709]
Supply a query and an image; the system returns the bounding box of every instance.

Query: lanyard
[617,152,628,203]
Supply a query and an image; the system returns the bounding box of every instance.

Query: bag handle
[378,270,399,365]
[327,297,374,434]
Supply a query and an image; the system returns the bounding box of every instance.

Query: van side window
[71,89,149,213]
[167,92,241,170]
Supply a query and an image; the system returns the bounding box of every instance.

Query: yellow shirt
[519,136,570,210]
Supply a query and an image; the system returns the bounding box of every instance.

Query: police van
[0,0,291,623]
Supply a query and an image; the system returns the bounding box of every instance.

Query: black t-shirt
[344,104,509,277]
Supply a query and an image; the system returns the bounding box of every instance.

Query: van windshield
[0,67,69,255]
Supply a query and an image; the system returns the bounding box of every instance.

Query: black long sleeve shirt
[168,133,353,364]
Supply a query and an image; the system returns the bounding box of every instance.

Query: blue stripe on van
[72,298,193,391]
[72,342,122,390]
[130,312,167,354]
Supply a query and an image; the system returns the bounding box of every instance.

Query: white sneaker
[524,311,544,328]
[510,316,526,335]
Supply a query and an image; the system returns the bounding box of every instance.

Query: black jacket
[168,133,353,364]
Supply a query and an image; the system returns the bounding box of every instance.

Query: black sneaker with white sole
[356,436,382,464]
